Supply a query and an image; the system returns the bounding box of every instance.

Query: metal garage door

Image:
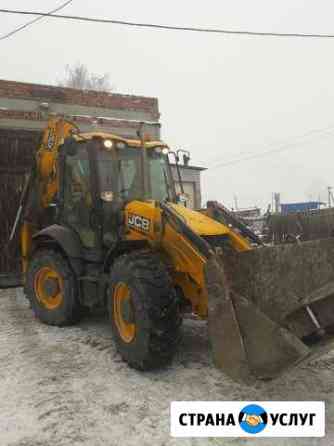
[0,129,40,283]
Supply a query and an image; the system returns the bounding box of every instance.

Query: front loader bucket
[205,238,334,383]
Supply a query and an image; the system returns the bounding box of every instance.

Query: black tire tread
[25,249,81,326]
[109,249,182,370]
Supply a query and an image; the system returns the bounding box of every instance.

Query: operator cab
[59,134,176,249]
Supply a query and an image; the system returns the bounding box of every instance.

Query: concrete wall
[267,208,334,243]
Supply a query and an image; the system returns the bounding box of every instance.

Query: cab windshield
[97,145,174,202]
[148,149,174,201]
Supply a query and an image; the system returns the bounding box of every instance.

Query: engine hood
[167,203,229,236]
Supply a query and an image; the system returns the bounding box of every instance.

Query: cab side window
[63,149,96,248]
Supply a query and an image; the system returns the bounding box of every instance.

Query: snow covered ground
[0,288,333,446]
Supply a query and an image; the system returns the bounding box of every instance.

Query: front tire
[25,249,81,326]
[109,250,182,370]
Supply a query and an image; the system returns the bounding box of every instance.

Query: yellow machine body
[18,117,334,383]
[124,200,250,317]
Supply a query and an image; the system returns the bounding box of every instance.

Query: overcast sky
[1,0,334,209]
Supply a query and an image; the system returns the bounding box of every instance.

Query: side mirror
[177,193,189,204]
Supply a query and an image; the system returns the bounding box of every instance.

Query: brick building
[0,79,160,137]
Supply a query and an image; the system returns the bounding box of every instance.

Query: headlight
[154,146,169,155]
[104,140,113,149]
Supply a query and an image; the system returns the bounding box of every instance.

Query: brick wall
[0,79,159,118]
[0,79,160,139]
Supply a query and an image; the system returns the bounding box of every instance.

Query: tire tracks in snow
[0,288,116,445]
[2,288,334,446]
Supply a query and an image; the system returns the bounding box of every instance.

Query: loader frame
[8,117,334,384]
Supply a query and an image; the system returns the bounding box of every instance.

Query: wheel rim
[34,266,64,310]
[113,282,136,343]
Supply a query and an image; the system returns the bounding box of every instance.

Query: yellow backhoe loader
[10,117,334,383]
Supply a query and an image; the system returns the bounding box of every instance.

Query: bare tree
[58,62,112,92]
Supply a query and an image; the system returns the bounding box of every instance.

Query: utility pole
[233,195,238,211]
[328,187,333,208]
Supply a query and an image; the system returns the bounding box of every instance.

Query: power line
[0,1,73,41]
[1,8,334,39]
[207,124,334,170]
[208,123,334,167]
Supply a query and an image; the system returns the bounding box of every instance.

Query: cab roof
[74,131,168,149]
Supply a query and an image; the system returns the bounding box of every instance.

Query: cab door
[61,143,98,248]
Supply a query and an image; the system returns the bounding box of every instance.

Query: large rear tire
[109,250,182,370]
[25,249,81,326]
